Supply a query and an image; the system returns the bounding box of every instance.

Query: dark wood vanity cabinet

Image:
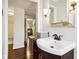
[38,48,74,59]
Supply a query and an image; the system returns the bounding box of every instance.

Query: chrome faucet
[53,34,63,40]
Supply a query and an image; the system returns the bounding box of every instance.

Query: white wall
[13,8,24,49]
[2,0,8,59]
[37,0,43,32]
[37,0,50,33]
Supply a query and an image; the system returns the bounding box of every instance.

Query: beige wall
[8,16,13,38]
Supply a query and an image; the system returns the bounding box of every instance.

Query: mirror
[48,0,76,27]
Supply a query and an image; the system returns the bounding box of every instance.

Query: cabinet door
[38,48,60,59]
[44,53,61,59]
[61,49,74,59]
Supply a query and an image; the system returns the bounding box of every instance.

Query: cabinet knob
[39,54,43,59]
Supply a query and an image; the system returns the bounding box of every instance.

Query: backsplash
[37,28,76,42]
[37,32,49,38]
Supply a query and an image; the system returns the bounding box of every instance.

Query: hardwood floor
[8,44,14,59]
[8,44,26,59]
[14,47,26,59]
[8,39,38,59]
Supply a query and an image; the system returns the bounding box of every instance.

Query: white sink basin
[37,37,76,56]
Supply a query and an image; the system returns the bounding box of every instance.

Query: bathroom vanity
[37,37,76,59]
[38,48,74,59]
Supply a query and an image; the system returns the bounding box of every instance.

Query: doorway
[8,0,37,59]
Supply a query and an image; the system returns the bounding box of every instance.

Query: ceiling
[8,0,37,18]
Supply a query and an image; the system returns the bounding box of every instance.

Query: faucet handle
[59,35,63,40]
[52,34,59,40]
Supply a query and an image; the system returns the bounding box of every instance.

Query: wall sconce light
[70,1,77,13]
[68,0,77,14]
[43,8,50,17]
